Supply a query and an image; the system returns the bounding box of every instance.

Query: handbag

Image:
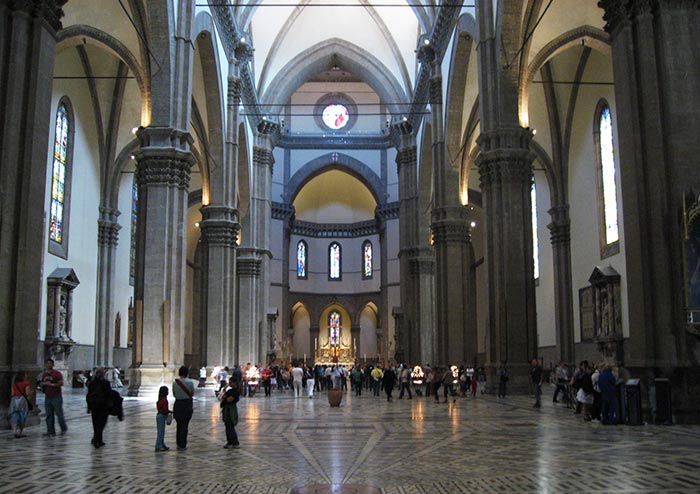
[166,412,173,425]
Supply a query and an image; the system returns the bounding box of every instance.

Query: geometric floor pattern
[2,384,700,493]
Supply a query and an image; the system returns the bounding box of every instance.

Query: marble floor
[2,384,700,494]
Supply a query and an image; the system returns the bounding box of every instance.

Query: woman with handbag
[155,386,172,452]
[9,371,33,438]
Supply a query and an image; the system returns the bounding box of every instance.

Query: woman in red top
[155,386,171,452]
[10,371,32,438]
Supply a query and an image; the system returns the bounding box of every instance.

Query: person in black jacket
[382,366,397,402]
[86,368,113,448]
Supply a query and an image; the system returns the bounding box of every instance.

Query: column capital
[431,206,472,245]
[476,129,535,190]
[236,256,261,277]
[6,0,68,33]
[227,75,241,102]
[200,205,240,247]
[135,127,195,188]
[598,0,658,35]
[428,74,443,105]
[547,205,571,246]
[409,256,434,276]
[97,207,121,247]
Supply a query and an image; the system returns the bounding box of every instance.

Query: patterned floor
[2,384,700,493]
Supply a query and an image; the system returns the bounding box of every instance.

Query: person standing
[41,358,67,436]
[172,365,196,451]
[351,365,364,396]
[304,365,315,398]
[291,362,304,397]
[262,364,274,397]
[370,365,383,396]
[531,358,543,408]
[497,363,508,398]
[398,365,412,399]
[598,364,618,425]
[86,368,113,448]
[221,377,241,449]
[198,366,207,388]
[552,362,569,403]
[382,366,396,402]
[9,371,33,438]
[155,386,171,452]
[111,366,123,388]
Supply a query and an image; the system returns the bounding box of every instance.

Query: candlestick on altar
[314,337,317,350]
[304,353,306,363]
[353,338,356,350]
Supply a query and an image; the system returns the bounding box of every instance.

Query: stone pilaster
[409,253,435,365]
[0,0,66,423]
[547,205,574,365]
[95,207,121,367]
[200,205,239,367]
[128,127,194,395]
[476,128,537,393]
[598,0,700,422]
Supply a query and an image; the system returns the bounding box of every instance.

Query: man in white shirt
[291,363,304,398]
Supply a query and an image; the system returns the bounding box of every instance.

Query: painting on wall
[683,192,700,333]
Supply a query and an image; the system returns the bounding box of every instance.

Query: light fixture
[195,221,200,228]
[424,38,431,45]
[130,155,135,160]
[240,37,246,44]
[470,221,477,228]
[131,127,138,135]
[532,128,537,135]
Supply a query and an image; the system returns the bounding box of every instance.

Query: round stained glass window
[322,104,350,130]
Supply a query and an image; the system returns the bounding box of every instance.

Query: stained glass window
[130,178,138,286]
[599,106,619,245]
[329,311,341,347]
[297,240,307,279]
[329,242,341,280]
[531,180,539,280]
[363,240,373,279]
[49,104,69,244]
[322,104,349,130]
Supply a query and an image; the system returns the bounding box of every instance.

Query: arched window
[130,178,138,286]
[594,101,620,258]
[297,240,308,279]
[48,100,74,258]
[531,180,539,280]
[362,240,373,279]
[329,310,341,347]
[329,242,342,280]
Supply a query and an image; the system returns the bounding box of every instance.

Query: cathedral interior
[2,0,700,437]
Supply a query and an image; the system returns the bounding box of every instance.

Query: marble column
[420,45,475,367]
[0,0,66,422]
[237,119,278,365]
[128,128,194,394]
[547,205,574,365]
[95,207,121,367]
[598,0,700,421]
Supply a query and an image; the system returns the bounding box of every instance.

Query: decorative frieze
[376,201,400,220]
[292,219,378,238]
[271,201,295,221]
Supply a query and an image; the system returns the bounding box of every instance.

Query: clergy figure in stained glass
[329,242,341,279]
[297,241,307,278]
[49,104,69,244]
[363,241,372,278]
[329,311,341,347]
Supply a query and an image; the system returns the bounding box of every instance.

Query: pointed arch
[261,39,408,116]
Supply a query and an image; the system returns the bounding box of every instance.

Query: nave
[2,386,700,493]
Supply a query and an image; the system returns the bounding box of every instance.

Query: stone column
[199,61,241,368]
[95,207,121,367]
[200,206,238,366]
[548,205,574,365]
[0,0,66,422]
[420,45,475,367]
[598,0,700,421]
[393,123,420,363]
[237,118,278,365]
[128,128,194,394]
[476,129,537,392]
[410,255,435,365]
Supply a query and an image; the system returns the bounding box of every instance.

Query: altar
[314,310,356,366]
